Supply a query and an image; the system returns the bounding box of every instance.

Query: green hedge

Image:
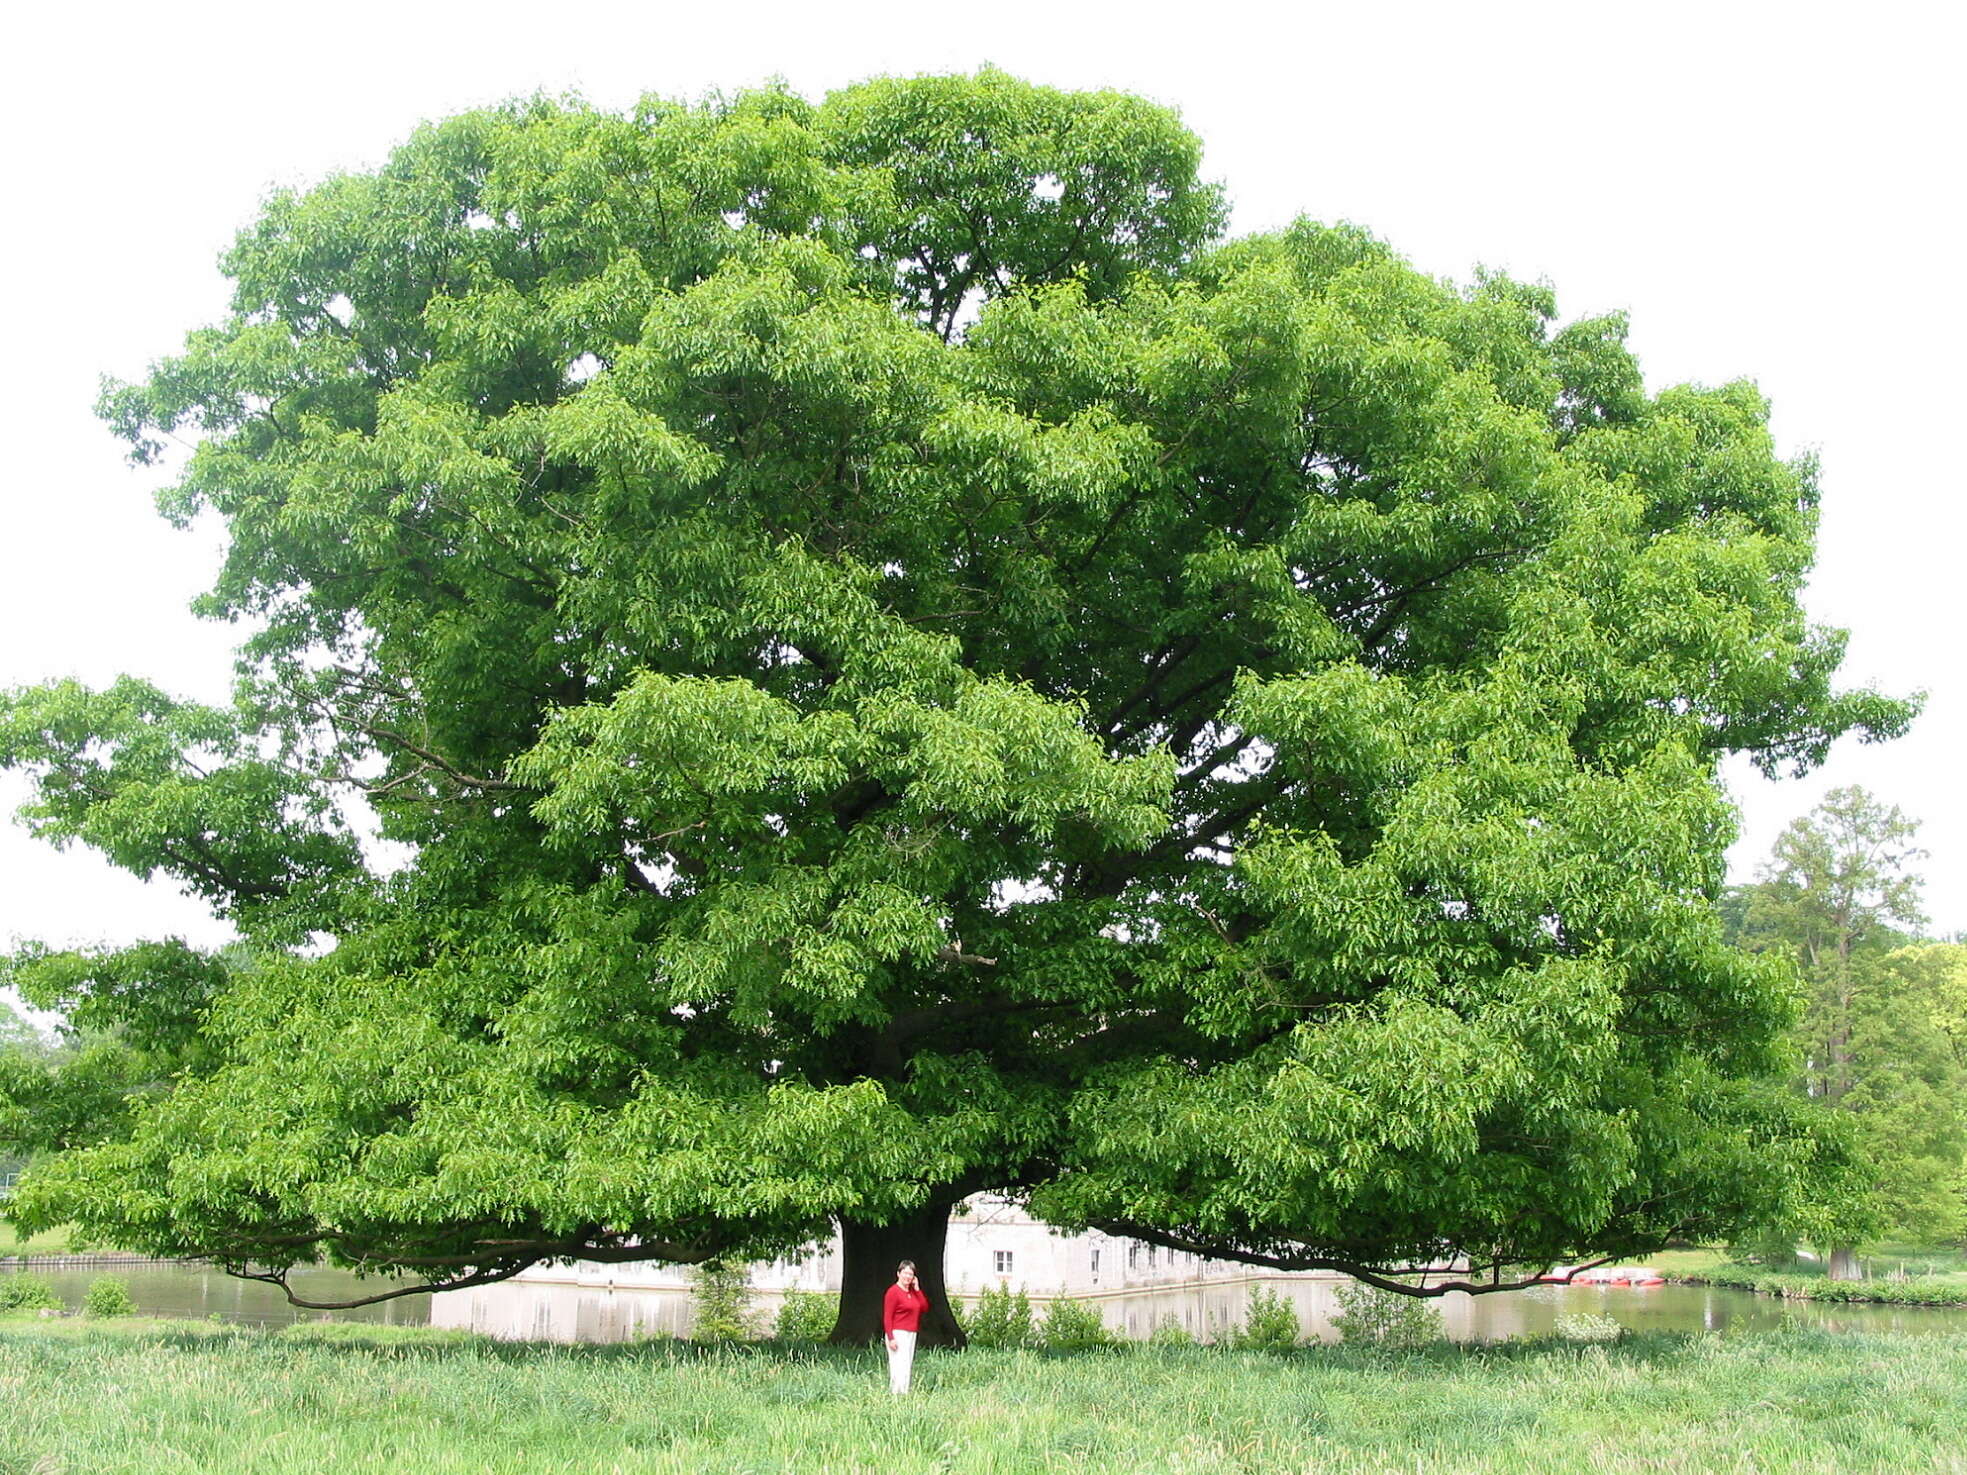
[1676,1263,1967,1307]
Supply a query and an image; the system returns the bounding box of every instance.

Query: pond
[423,1272,1967,1344]
[9,1263,1967,1342]
[1,1263,430,1328]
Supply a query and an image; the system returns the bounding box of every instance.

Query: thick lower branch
[208,1225,722,1309]
[224,1260,535,1310]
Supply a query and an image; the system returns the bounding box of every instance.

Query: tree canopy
[0,70,1912,1340]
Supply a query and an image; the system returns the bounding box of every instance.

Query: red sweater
[883,1283,929,1334]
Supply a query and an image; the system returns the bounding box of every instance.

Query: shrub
[774,1288,836,1343]
[1551,1312,1623,1344]
[0,1273,61,1311]
[1330,1280,1439,1351]
[83,1276,136,1317]
[1147,1314,1195,1347]
[963,1284,1036,1348]
[1040,1296,1114,1351]
[1227,1286,1300,1351]
[689,1259,757,1342]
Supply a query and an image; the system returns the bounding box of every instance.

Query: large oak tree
[1,71,1909,1344]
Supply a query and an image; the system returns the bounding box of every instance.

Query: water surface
[1,1263,430,1328]
[425,1273,1967,1344]
[11,1263,1966,1343]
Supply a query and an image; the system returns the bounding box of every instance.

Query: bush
[83,1276,136,1317]
[1040,1296,1114,1351]
[963,1284,1036,1348]
[1227,1286,1300,1351]
[1330,1280,1439,1352]
[0,1273,61,1311]
[1551,1312,1623,1344]
[1147,1314,1195,1347]
[689,1259,757,1342]
[774,1288,836,1343]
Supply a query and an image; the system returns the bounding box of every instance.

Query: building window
[1090,1248,1100,1279]
[1128,1244,1140,1270]
[994,1250,1014,1276]
[1146,1246,1157,1268]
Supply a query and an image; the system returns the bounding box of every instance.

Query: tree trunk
[1827,1245,1862,1281]
[829,1199,968,1348]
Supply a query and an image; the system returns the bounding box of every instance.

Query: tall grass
[3,1318,1965,1472]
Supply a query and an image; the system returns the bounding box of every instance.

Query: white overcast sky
[2,0,1962,976]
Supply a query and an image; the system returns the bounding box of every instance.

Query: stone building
[509,1193,1283,1300]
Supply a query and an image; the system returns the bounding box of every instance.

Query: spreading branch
[1087,1220,1621,1298]
[218,1227,721,1309]
[359,725,527,793]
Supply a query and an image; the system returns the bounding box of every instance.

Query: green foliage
[1038,1296,1114,1351]
[82,1276,136,1317]
[1727,1226,1802,1268]
[1683,1261,1967,1307]
[1550,1312,1624,1344]
[0,998,44,1057]
[961,1284,1036,1349]
[773,1287,837,1343]
[1145,1313,1194,1347]
[1730,791,1967,1250]
[1330,1280,1440,1351]
[0,70,1910,1305]
[0,1273,61,1311]
[1227,1285,1301,1351]
[688,1259,756,1343]
[0,1032,171,1158]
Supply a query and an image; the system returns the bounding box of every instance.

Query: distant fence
[1,1252,190,1268]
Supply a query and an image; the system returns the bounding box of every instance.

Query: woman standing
[882,1259,931,1394]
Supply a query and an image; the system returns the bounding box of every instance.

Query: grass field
[1634,1248,1728,1277]
[1644,1244,1967,1308]
[0,1217,79,1257]
[3,1317,1965,1473]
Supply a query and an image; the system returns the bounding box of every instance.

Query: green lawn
[3,1318,1965,1473]
[1630,1247,1729,1277]
[0,1217,80,1257]
[1640,1243,1967,1309]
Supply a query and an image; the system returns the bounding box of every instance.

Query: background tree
[0,943,228,1204]
[0,997,48,1192]
[1729,789,1964,1273]
[0,998,42,1057]
[0,71,1910,1343]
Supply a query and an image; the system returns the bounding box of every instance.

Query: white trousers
[887,1329,917,1394]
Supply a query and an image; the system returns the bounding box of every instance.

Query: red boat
[1542,1265,1663,1287]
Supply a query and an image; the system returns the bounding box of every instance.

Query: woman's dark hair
[897,1260,916,1272]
